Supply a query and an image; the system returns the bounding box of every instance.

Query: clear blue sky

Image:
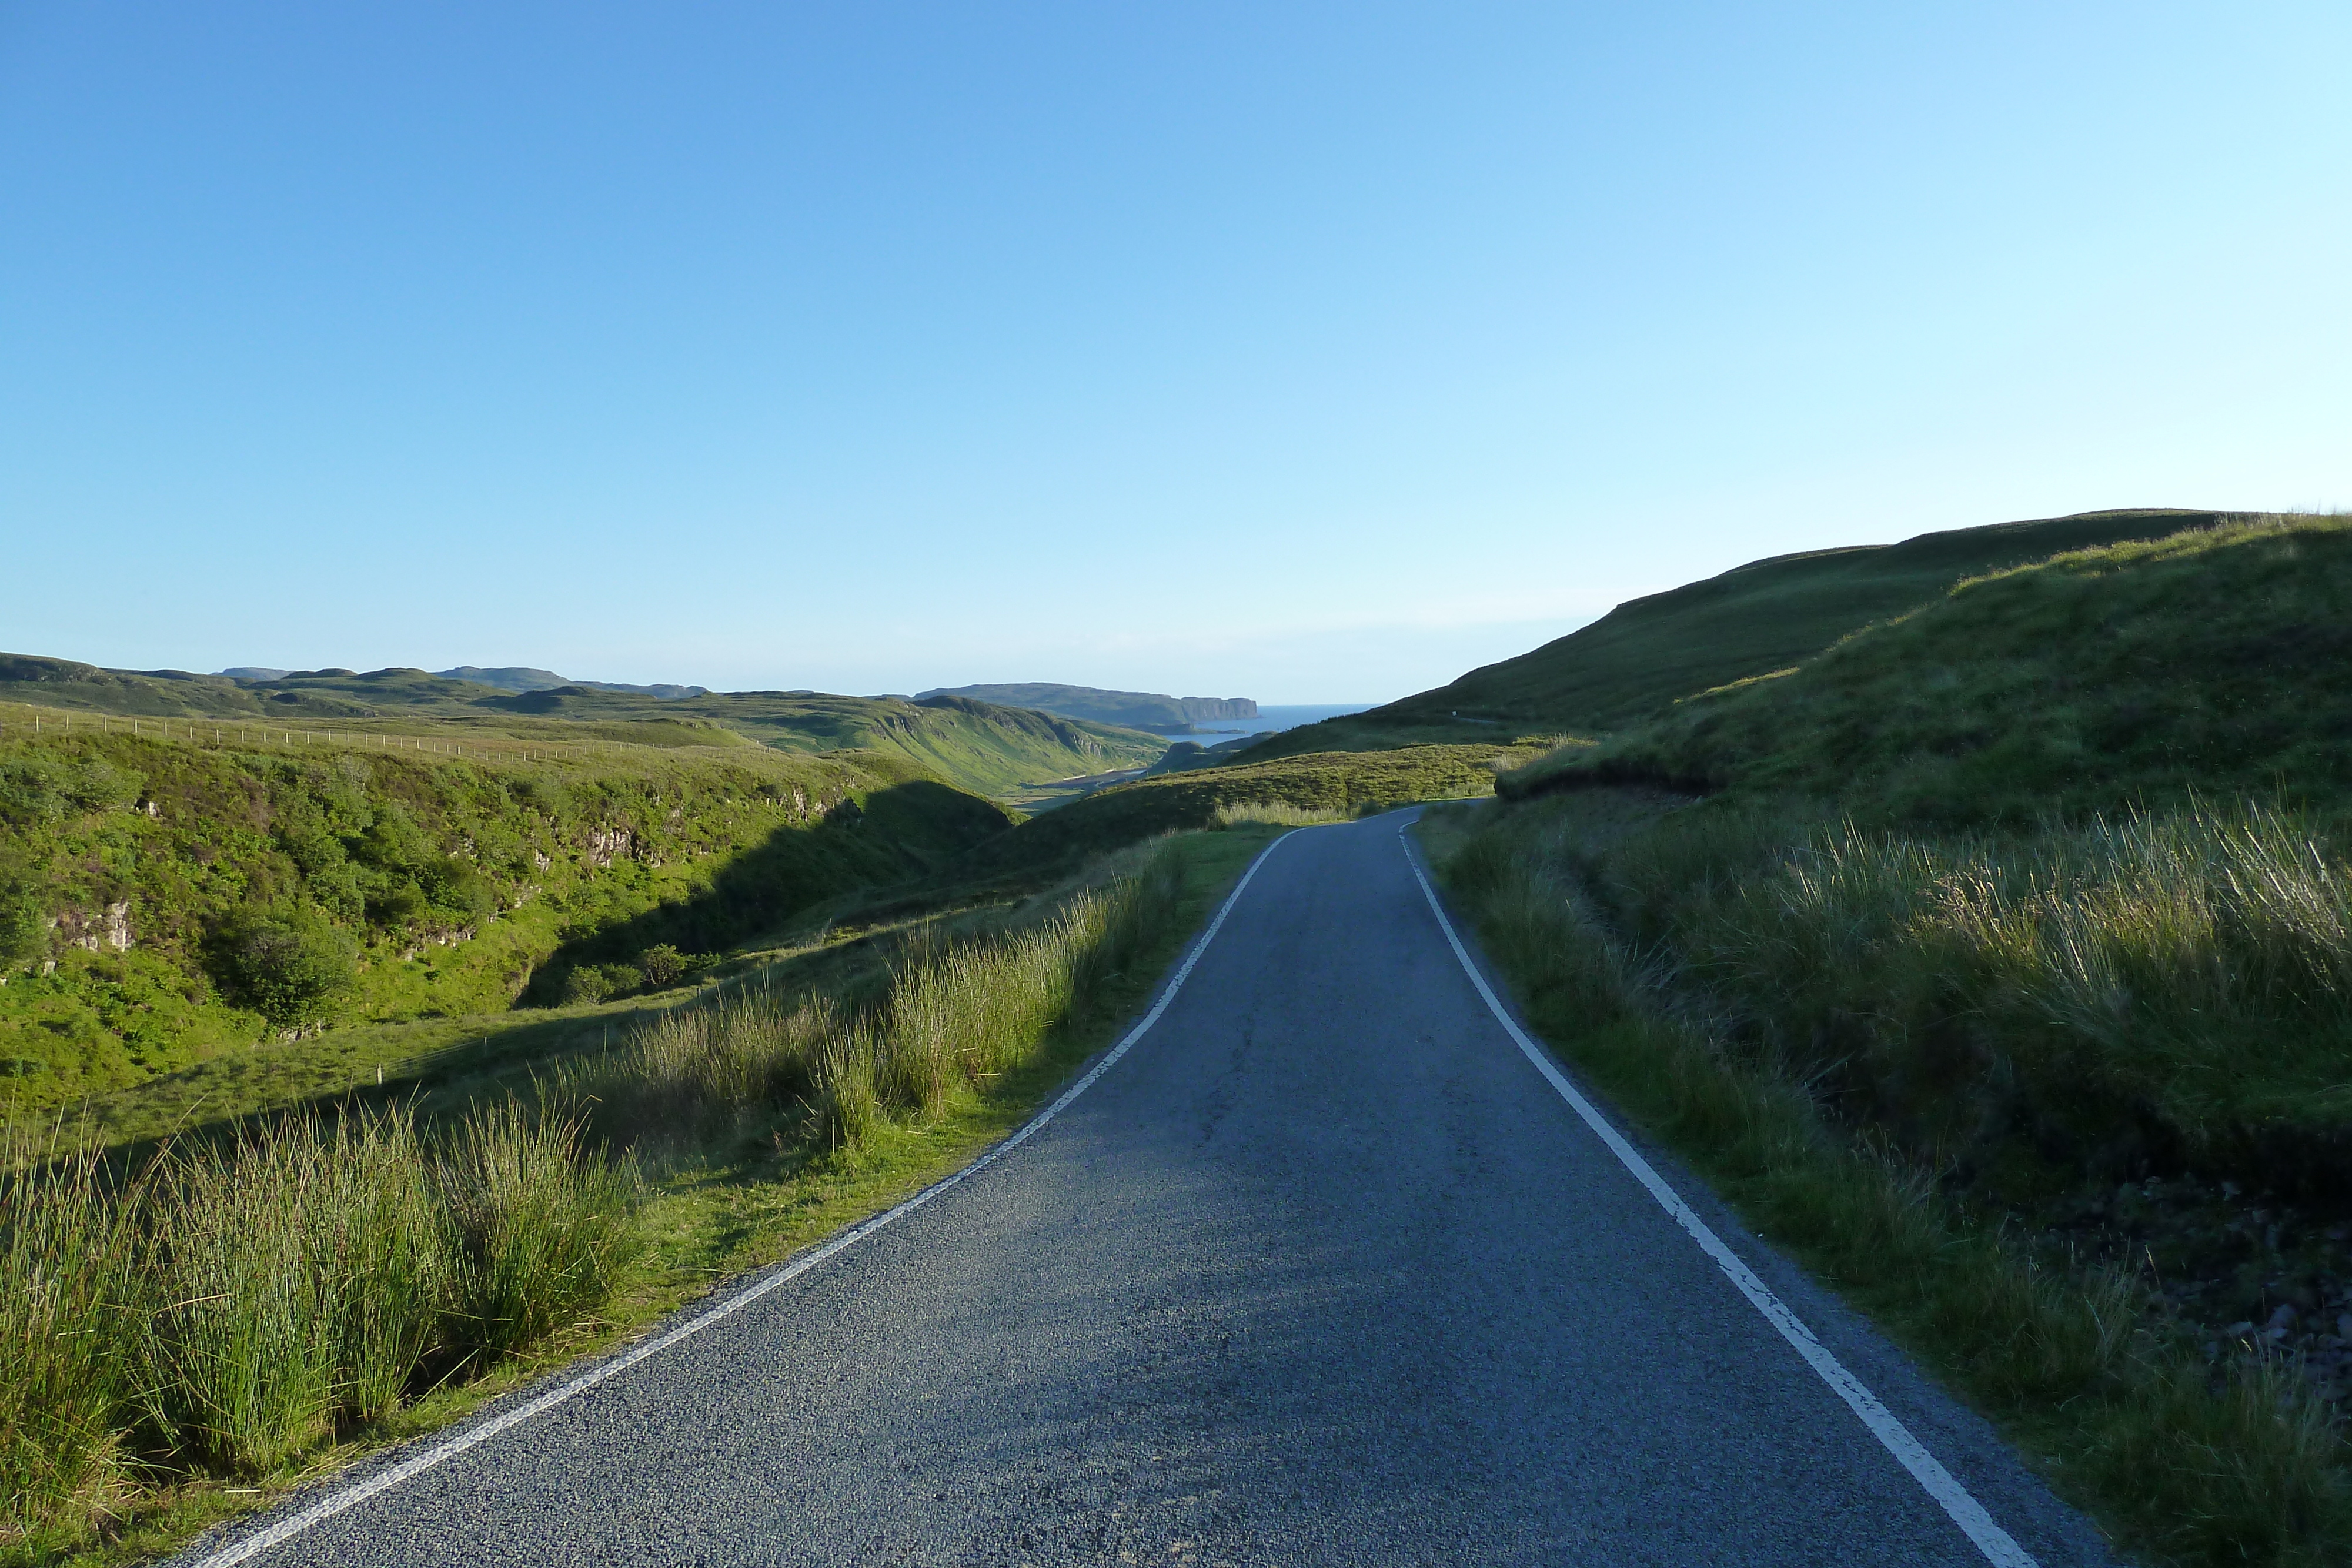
[4,3,2345,703]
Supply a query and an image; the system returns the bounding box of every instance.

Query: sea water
[1180,703,1373,741]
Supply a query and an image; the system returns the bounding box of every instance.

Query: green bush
[559,963,643,1005]
[0,761,65,825]
[420,855,496,920]
[0,758,143,825]
[365,884,429,928]
[638,943,687,987]
[353,805,430,872]
[219,911,357,1026]
[0,878,45,967]
[59,760,142,813]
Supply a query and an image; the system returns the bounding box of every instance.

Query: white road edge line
[1398,827,2039,1568]
[189,830,1304,1568]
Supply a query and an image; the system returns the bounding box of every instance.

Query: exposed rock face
[582,825,636,867]
[52,903,133,952]
[1177,697,1259,720]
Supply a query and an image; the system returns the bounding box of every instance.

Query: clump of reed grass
[1,1099,640,1540]
[0,1137,143,1530]
[146,1125,344,1472]
[437,1103,640,1358]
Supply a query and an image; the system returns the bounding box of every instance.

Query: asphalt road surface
[186,811,2120,1567]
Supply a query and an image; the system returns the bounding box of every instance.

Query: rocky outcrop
[50,902,133,952]
[581,825,637,867]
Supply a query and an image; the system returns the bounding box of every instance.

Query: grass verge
[4,823,1287,1566]
[1418,795,2352,1568]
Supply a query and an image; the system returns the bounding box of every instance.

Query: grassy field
[3,821,1289,1565]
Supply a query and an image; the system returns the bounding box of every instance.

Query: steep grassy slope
[0,658,1164,801]
[1240,508,2231,761]
[1505,514,2352,823]
[0,722,1010,1114]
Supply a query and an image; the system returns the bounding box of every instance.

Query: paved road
[188,812,2118,1567]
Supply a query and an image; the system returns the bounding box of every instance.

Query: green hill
[0,657,1164,803]
[1502,513,2352,823]
[0,718,1012,1114]
[915,682,1257,734]
[1237,508,2234,761]
[435,666,709,699]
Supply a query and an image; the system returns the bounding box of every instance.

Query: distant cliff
[917,684,1258,734]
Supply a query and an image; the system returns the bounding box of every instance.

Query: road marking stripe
[188,831,1301,1567]
[1398,829,2039,1568]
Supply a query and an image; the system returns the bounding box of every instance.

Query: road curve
[183,811,2119,1567]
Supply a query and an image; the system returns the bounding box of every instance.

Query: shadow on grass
[521,780,1011,1002]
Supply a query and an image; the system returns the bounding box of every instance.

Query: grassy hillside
[1238,507,2232,762]
[1431,512,2352,1566]
[0,717,1011,1115]
[1504,514,2352,822]
[0,657,1164,803]
[916,682,1256,733]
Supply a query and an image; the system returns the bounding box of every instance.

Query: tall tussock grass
[1,1144,141,1530]
[1,1102,639,1542]
[1608,797,2352,1179]
[1434,791,2352,1564]
[555,841,1189,1154]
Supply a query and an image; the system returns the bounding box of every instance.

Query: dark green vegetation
[0,716,1010,1115]
[1422,512,2352,1565]
[916,682,1255,734]
[0,657,1165,801]
[1240,507,2239,763]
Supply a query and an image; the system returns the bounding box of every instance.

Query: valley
[8,507,2352,1568]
